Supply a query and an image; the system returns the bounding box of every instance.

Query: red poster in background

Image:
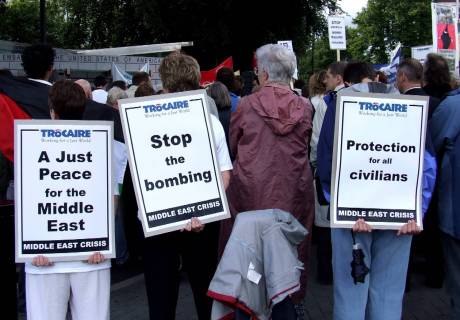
[437,23,456,50]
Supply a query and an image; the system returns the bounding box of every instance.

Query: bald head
[74,79,92,99]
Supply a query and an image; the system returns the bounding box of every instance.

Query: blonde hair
[159,51,201,92]
[308,71,327,96]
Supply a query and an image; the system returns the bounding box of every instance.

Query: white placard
[328,16,347,50]
[15,120,115,262]
[118,90,230,237]
[277,40,298,79]
[330,92,429,230]
[411,45,434,64]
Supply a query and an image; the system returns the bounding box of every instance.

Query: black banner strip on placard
[22,237,109,254]
[336,207,416,223]
[146,198,223,228]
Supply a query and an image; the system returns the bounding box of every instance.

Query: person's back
[222,44,314,316]
[92,75,108,104]
[216,67,240,112]
[317,61,436,320]
[430,87,460,319]
[206,81,232,154]
[308,70,327,167]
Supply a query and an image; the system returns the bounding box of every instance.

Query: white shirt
[92,89,108,104]
[125,85,138,98]
[310,95,328,166]
[29,78,52,86]
[210,115,233,171]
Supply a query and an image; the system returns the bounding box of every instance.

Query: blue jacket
[317,82,436,216]
[230,92,241,113]
[430,88,460,239]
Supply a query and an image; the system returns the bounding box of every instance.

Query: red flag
[200,57,233,86]
[0,94,31,161]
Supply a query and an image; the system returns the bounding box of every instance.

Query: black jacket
[405,87,440,119]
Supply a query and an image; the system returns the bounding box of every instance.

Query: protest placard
[15,120,114,262]
[327,16,347,50]
[411,45,434,64]
[432,3,459,75]
[330,92,429,230]
[118,90,230,237]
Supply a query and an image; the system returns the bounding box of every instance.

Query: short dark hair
[21,44,55,79]
[216,67,235,92]
[343,62,376,84]
[328,61,347,77]
[424,53,451,86]
[111,80,127,90]
[132,72,150,86]
[398,58,423,82]
[135,83,155,97]
[94,75,107,88]
[49,80,86,120]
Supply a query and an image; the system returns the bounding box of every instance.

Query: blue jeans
[331,228,412,320]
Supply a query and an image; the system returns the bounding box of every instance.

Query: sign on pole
[15,120,115,262]
[330,92,429,230]
[327,16,347,50]
[411,45,434,64]
[118,90,230,237]
[432,3,459,75]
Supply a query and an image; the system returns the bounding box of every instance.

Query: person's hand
[352,218,372,233]
[87,252,105,264]
[397,220,421,236]
[32,255,53,267]
[182,217,205,233]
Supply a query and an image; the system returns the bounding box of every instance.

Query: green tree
[0,0,339,69]
[347,0,433,63]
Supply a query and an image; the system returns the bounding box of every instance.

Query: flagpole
[337,50,341,62]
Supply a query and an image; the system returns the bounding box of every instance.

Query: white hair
[256,44,297,85]
[106,87,128,107]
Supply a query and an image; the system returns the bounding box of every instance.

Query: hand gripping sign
[330,92,429,230]
[15,120,115,262]
[118,90,230,237]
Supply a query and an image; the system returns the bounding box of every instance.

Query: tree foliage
[297,0,433,80]
[347,0,433,63]
[0,0,337,69]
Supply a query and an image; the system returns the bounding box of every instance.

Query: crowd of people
[0,42,459,320]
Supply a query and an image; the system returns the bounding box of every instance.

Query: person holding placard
[140,51,232,320]
[317,62,437,320]
[25,80,111,320]
[220,43,314,316]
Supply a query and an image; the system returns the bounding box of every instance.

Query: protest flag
[200,57,233,86]
[379,43,402,84]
